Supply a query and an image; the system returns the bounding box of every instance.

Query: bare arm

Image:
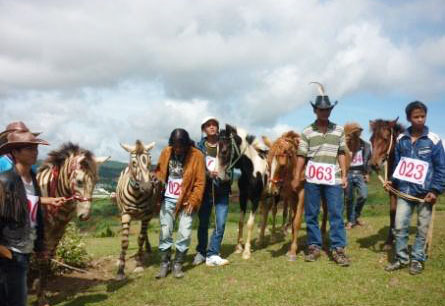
[338,153,348,189]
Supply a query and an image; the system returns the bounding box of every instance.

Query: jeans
[0,252,29,306]
[159,197,195,253]
[346,172,368,224]
[304,182,347,250]
[196,188,229,257]
[394,198,432,263]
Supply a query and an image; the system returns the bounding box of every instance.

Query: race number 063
[307,163,333,183]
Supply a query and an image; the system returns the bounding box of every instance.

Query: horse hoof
[383,243,393,251]
[133,267,144,273]
[242,252,251,260]
[288,255,297,262]
[235,245,244,254]
[115,274,126,281]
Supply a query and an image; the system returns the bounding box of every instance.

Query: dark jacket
[349,139,371,174]
[392,126,445,197]
[197,137,231,196]
[0,168,45,253]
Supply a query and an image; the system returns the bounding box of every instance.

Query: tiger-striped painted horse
[216,124,269,259]
[369,118,405,249]
[115,140,159,280]
[36,142,109,306]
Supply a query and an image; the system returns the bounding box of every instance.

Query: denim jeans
[304,182,347,250]
[196,188,229,257]
[346,172,368,224]
[0,252,29,306]
[159,197,195,253]
[394,198,432,263]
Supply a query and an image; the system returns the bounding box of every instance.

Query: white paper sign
[350,150,364,167]
[393,157,429,185]
[305,160,336,185]
[165,177,183,199]
[206,156,216,172]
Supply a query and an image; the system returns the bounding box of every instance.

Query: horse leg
[243,210,256,260]
[134,218,148,273]
[282,198,289,233]
[235,191,248,254]
[384,194,397,250]
[144,218,152,254]
[288,189,304,261]
[271,196,278,240]
[116,214,131,280]
[258,197,271,246]
[36,253,53,306]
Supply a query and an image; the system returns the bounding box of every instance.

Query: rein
[49,161,92,203]
[377,128,425,203]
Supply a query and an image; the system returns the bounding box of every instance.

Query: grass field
[30,175,445,306]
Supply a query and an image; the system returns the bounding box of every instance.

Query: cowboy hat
[0,130,49,155]
[309,82,338,110]
[0,121,41,143]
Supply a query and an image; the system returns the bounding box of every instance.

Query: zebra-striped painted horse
[216,124,269,260]
[36,142,109,306]
[115,140,159,280]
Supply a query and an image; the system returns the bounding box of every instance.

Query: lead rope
[377,129,425,203]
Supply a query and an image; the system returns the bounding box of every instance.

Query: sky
[0,0,444,162]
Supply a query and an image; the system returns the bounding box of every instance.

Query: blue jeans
[304,182,347,250]
[346,172,368,224]
[0,252,29,306]
[196,188,229,257]
[159,197,195,253]
[394,198,432,263]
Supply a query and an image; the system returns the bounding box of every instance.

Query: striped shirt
[297,121,346,183]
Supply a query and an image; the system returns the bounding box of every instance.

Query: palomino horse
[36,142,109,306]
[216,124,268,259]
[369,118,405,248]
[115,140,159,280]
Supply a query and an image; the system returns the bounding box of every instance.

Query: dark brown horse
[369,118,405,249]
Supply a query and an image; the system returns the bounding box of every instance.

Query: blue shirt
[0,155,38,173]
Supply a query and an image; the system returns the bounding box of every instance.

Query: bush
[93,220,117,238]
[55,222,91,270]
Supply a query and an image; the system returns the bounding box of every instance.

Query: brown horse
[369,118,405,248]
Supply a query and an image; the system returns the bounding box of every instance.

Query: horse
[216,124,269,259]
[115,140,159,280]
[369,118,405,249]
[36,142,109,305]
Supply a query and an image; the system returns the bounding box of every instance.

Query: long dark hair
[168,128,195,147]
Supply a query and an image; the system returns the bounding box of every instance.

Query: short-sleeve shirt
[297,121,346,183]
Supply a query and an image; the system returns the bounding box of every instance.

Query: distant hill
[98,160,127,191]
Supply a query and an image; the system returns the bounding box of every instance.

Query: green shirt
[297,121,346,183]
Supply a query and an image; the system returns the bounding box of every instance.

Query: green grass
[30,175,445,306]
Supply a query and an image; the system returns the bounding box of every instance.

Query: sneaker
[409,261,423,275]
[385,260,408,272]
[206,255,229,267]
[332,248,350,267]
[192,252,206,266]
[304,245,321,262]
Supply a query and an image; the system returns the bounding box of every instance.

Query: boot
[155,249,171,279]
[173,250,187,278]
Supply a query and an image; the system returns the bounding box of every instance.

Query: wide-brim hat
[0,130,49,155]
[200,116,219,130]
[310,95,338,110]
[0,121,41,143]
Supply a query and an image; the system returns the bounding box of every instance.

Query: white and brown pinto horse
[216,124,269,259]
[36,143,109,305]
[369,118,405,249]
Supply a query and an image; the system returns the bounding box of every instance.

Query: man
[193,117,231,267]
[345,123,371,229]
[291,82,349,266]
[0,130,49,306]
[155,128,205,278]
[385,101,445,275]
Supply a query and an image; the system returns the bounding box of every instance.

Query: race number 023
[393,157,428,185]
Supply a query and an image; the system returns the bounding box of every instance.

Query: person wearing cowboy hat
[344,122,371,229]
[291,82,350,266]
[193,117,231,267]
[0,122,65,208]
[0,130,49,306]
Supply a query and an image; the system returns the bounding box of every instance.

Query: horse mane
[40,142,97,177]
[267,131,300,164]
[370,119,405,136]
[344,122,362,136]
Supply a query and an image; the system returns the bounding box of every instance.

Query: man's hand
[424,192,437,205]
[364,174,370,183]
[291,176,301,192]
[341,176,348,189]
[383,181,393,192]
[41,197,66,207]
[184,202,194,215]
[209,170,218,179]
[0,245,12,259]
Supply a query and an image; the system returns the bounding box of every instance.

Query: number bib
[393,157,429,185]
[350,150,364,167]
[165,177,183,199]
[305,160,336,185]
[206,156,216,172]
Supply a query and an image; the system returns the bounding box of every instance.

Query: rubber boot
[173,250,187,278]
[155,249,171,279]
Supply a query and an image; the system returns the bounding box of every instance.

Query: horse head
[120,140,155,194]
[369,117,400,171]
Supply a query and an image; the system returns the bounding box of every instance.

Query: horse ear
[262,136,272,148]
[389,117,399,128]
[94,156,111,166]
[144,142,155,151]
[369,120,375,129]
[120,143,134,152]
